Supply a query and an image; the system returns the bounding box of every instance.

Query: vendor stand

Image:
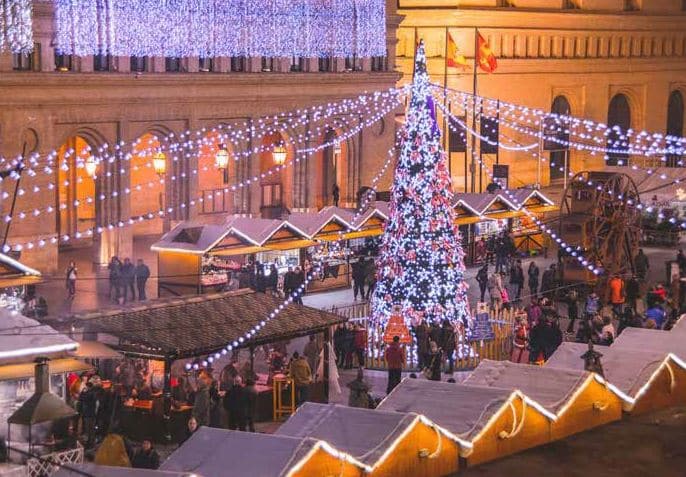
[67,290,346,443]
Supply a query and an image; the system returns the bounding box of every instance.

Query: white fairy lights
[54,0,387,58]
[0,0,32,54]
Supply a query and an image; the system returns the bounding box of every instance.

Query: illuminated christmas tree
[371,41,470,328]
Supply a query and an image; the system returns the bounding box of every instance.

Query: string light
[0,0,32,54]
[54,0,386,58]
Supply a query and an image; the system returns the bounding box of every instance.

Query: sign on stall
[470,302,495,342]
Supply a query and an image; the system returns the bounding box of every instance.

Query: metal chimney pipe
[34,356,49,394]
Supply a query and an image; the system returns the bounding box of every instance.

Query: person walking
[566,288,579,333]
[332,183,340,207]
[192,376,211,427]
[78,381,98,448]
[134,259,150,300]
[476,264,489,302]
[510,259,524,301]
[511,315,529,363]
[677,249,686,276]
[440,320,456,374]
[608,275,625,318]
[333,325,345,368]
[224,376,246,431]
[528,261,540,298]
[540,264,556,299]
[413,320,430,369]
[365,260,377,300]
[634,249,649,281]
[625,275,640,312]
[108,257,122,303]
[66,261,77,299]
[242,378,258,432]
[385,336,404,395]
[293,267,305,304]
[488,272,503,309]
[351,259,366,301]
[289,352,313,405]
[121,258,135,303]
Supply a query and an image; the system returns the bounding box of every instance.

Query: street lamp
[215,143,230,184]
[84,156,98,178]
[153,151,167,177]
[272,144,287,166]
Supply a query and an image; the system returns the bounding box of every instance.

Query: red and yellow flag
[446,33,468,68]
[477,32,498,73]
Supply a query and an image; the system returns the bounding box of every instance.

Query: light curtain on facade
[0,0,32,54]
[54,0,387,58]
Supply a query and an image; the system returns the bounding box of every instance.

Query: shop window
[93,54,111,72]
[12,51,33,71]
[199,57,214,72]
[54,52,73,71]
[318,57,331,72]
[371,56,386,71]
[290,56,305,72]
[165,57,181,72]
[130,56,147,73]
[261,57,273,72]
[230,56,245,72]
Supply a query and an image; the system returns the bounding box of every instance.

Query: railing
[27,443,84,477]
[328,303,518,371]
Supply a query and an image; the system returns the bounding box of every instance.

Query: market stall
[67,290,346,443]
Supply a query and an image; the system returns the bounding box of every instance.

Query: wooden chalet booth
[377,378,551,467]
[276,403,461,477]
[546,342,686,415]
[160,427,366,477]
[464,360,623,442]
[0,252,43,291]
[68,290,345,443]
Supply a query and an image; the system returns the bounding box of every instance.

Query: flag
[477,32,498,73]
[446,32,468,68]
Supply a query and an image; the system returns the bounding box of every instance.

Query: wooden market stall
[160,427,366,477]
[68,290,346,443]
[546,342,686,415]
[464,360,623,441]
[376,378,551,467]
[0,252,43,289]
[276,402,461,477]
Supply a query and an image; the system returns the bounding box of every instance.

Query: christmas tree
[371,41,470,328]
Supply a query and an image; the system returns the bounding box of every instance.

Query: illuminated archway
[666,90,684,167]
[607,94,631,166]
[130,133,165,236]
[56,135,97,246]
[318,128,348,208]
[549,95,571,181]
[259,131,293,217]
[198,130,236,214]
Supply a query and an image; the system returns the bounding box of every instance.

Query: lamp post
[153,151,166,211]
[272,144,287,166]
[215,143,230,183]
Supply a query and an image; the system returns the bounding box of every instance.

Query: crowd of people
[106,257,151,303]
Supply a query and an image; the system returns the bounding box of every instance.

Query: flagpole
[469,27,478,193]
[444,27,450,178]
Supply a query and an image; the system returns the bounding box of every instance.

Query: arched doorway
[319,129,348,208]
[607,94,631,166]
[198,130,236,214]
[56,135,97,247]
[549,95,571,181]
[130,133,166,236]
[259,131,291,218]
[666,90,684,167]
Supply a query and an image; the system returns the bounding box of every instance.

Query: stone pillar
[0,53,12,72]
[117,56,131,73]
[152,57,166,73]
[39,39,55,72]
[187,57,199,73]
[247,119,261,216]
[247,57,262,73]
[215,57,230,73]
[333,58,346,73]
[80,55,94,73]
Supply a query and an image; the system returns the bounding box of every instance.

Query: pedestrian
[625,275,640,312]
[66,261,77,299]
[488,272,503,309]
[347,368,372,409]
[677,249,686,276]
[242,378,258,432]
[529,316,562,364]
[599,315,616,345]
[353,325,367,368]
[440,320,456,374]
[526,297,542,328]
[528,261,539,298]
[121,258,135,303]
[540,264,556,299]
[385,335,404,394]
[78,381,98,448]
[365,260,377,300]
[224,376,246,431]
[511,315,529,363]
[646,303,666,329]
[510,260,524,300]
[476,264,489,302]
[131,439,160,469]
[267,264,279,295]
[293,266,305,304]
[476,238,487,264]
[608,275,625,318]
[566,288,579,333]
[303,335,321,377]
[413,320,430,369]
[495,235,507,274]
[283,267,295,298]
[108,256,122,303]
[332,183,340,207]
[486,235,496,264]
[585,291,601,318]
[634,249,649,280]
[351,259,366,301]
[426,340,443,381]
[134,259,150,300]
[289,352,312,405]
[192,375,211,427]
[333,325,345,368]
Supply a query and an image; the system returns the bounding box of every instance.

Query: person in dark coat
[440,320,456,374]
[131,439,160,470]
[364,260,377,300]
[134,259,151,301]
[510,260,524,300]
[566,288,579,333]
[242,378,258,432]
[476,265,489,302]
[121,258,135,303]
[625,275,640,312]
[224,376,246,431]
[351,259,366,301]
[66,261,78,299]
[529,316,563,364]
[412,320,430,369]
[267,264,279,295]
[540,264,556,299]
[283,267,295,298]
[429,322,442,347]
[333,325,345,368]
[108,257,122,303]
[427,341,443,381]
[528,261,540,298]
[292,266,305,304]
[634,249,649,280]
[79,381,98,448]
[179,417,198,446]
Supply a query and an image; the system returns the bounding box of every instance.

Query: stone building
[396,0,686,191]
[0,0,403,272]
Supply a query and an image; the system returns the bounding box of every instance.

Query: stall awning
[71,341,122,359]
[0,358,92,381]
[0,252,42,287]
[69,290,346,360]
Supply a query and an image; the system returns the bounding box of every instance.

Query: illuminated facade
[396,0,686,191]
[0,0,402,271]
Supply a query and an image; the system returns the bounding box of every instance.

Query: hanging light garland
[53,0,387,58]
[0,0,32,54]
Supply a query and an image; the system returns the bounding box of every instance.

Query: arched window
[548,95,571,181]
[666,90,684,167]
[607,94,631,166]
